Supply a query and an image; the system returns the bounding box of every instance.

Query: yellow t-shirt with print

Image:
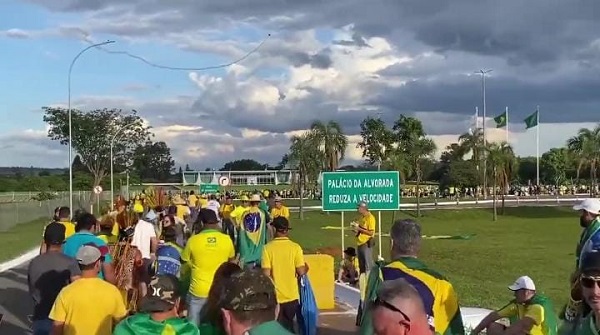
[261,237,305,303]
[220,204,235,219]
[356,212,376,246]
[49,277,127,335]
[270,206,290,221]
[497,302,545,335]
[181,229,235,298]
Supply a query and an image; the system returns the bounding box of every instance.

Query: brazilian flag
[237,207,268,265]
[113,314,200,335]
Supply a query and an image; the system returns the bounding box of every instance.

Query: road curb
[0,248,38,273]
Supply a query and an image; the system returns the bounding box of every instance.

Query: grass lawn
[0,218,46,263]
[288,206,578,311]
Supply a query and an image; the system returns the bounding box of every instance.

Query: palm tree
[486,141,516,219]
[310,120,348,171]
[391,115,437,216]
[459,128,485,197]
[567,124,600,196]
[287,133,323,219]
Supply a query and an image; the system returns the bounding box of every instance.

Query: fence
[0,191,113,231]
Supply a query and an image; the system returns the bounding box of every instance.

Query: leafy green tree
[541,148,570,186]
[43,107,151,188]
[487,142,516,218]
[132,141,175,182]
[567,124,600,195]
[357,117,393,167]
[220,159,267,171]
[287,133,323,219]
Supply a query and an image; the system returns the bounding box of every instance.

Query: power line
[88,33,271,71]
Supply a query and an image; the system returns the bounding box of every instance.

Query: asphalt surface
[0,264,32,335]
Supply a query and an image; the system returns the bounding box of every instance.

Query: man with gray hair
[360,219,464,335]
[370,278,433,335]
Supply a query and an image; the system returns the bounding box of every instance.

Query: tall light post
[68,40,115,213]
[475,69,492,198]
[110,123,136,210]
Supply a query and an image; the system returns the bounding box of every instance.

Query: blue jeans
[32,319,53,335]
[187,294,207,326]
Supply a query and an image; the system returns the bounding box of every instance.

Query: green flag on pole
[494,111,507,128]
[524,110,539,129]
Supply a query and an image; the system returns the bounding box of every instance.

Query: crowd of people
[27,191,312,335]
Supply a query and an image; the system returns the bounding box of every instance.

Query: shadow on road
[0,266,33,335]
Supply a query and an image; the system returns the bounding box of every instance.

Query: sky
[1,0,599,170]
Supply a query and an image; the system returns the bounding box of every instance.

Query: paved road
[0,264,32,334]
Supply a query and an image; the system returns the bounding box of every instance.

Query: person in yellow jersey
[229,195,250,228]
[270,196,290,221]
[133,194,144,214]
[471,276,557,335]
[181,209,235,326]
[351,201,375,274]
[188,191,199,208]
[49,244,128,335]
[173,195,191,221]
[198,193,208,209]
[220,196,236,244]
[261,217,308,332]
[40,206,76,254]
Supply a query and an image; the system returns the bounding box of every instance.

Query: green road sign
[321,171,400,211]
[200,184,220,194]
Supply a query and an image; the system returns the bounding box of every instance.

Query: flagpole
[475,106,479,130]
[536,106,540,186]
[505,106,509,143]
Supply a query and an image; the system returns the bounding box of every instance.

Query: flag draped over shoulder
[297,275,318,335]
[524,110,539,129]
[494,111,507,128]
[237,207,268,265]
[113,314,200,335]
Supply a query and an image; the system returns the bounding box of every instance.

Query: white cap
[573,198,600,215]
[508,276,536,291]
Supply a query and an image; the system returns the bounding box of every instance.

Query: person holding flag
[237,194,269,268]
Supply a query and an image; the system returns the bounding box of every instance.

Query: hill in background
[0,166,67,177]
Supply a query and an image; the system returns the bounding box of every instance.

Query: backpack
[155,244,181,277]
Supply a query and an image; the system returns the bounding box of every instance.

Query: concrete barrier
[305,254,335,310]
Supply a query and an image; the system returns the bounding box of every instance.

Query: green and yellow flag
[494,111,507,128]
[524,110,539,129]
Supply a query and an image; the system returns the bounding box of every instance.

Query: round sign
[93,185,103,194]
[218,176,230,186]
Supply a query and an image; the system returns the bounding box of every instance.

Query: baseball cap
[75,244,108,265]
[581,252,600,275]
[272,216,291,231]
[220,269,277,311]
[357,201,368,208]
[43,222,66,245]
[508,276,536,291]
[139,275,180,312]
[573,198,600,215]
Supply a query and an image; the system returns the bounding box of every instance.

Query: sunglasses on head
[581,275,600,288]
[374,297,411,330]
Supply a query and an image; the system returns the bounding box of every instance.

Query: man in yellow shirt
[229,195,250,228]
[40,206,76,254]
[181,209,235,326]
[353,201,375,274]
[270,196,290,221]
[261,217,308,332]
[470,276,557,335]
[49,244,127,335]
[220,196,236,244]
[188,191,198,207]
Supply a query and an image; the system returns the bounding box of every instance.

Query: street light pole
[110,123,136,210]
[68,40,115,213]
[476,69,492,198]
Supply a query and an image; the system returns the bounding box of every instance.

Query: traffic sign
[321,171,400,211]
[200,184,219,194]
[93,185,103,194]
[218,176,231,186]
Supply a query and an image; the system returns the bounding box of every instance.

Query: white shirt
[206,200,221,220]
[132,219,156,259]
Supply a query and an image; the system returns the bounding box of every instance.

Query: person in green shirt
[219,269,294,335]
[113,274,200,335]
[574,251,600,335]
